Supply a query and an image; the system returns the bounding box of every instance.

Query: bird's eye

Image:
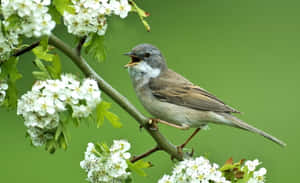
[144,52,150,58]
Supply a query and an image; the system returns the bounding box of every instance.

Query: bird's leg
[178,128,202,150]
[149,118,190,130]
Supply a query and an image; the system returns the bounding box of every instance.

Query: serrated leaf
[0,57,22,107]
[34,58,48,72]
[96,102,105,127]
[127,160,147,176]
[84,34,106,62]
[96,101,122,128]
[134,160,152,169]
[225,157,233,165]
[105,111,122,128]
[220,164,235,172]
[33,46,54,61]
[53,0,71,15]
[46,54,61,79]
[40,36,49,51]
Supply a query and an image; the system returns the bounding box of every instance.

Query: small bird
[124,43,286,147]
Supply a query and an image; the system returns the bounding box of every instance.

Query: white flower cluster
[244,159,267,183]
[17,74,101,146]
[64,0,131,36]
[0,22,18,60]
[80,140,131,183]
[1,0,55,38]
[0,68,8,103]
[158,156,230,183]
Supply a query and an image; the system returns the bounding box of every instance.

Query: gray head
[124,43,167,73]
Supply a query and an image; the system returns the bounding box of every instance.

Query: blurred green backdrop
[1,0,299,182]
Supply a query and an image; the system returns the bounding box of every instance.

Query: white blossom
[0,79,8,104]
[80,140,131,183]
[111,0,131,18]
[1,0,55,38]
[17,74,101,146]
[64,0,132,36]
[245,159,261,172]
[0,24,16,60]
[158,156,230,183]
[0,0,55,60]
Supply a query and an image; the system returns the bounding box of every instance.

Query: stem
[75,36,87,55]
[131,146,160,163]
[48,34,185,161]
[13,40,40,57]
[180,128,201,149]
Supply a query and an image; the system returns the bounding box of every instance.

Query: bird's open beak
[124,52,141,68]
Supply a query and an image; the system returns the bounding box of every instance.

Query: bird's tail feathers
[222,113,286,147]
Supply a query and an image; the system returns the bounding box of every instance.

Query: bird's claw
[148,118,159,131]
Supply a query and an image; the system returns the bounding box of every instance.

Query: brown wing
[149,69,240,113]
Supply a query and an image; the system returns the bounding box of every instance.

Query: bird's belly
[137,89,210,127]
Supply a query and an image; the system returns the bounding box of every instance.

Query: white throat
[128,61,161,88]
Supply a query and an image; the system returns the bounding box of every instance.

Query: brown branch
[13,40,40,57]
[48,34,187,161]
[131,146,160,163]
[76,36,87,55]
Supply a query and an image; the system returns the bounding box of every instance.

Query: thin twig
[13,40,40,57]
[179,128,201,149]
[76,36,87,56]
[48,34,186,161]
[131,146,160,163]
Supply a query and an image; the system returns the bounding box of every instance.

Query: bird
[124,43,286,147]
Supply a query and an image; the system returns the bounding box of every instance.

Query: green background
[1,0,299,182]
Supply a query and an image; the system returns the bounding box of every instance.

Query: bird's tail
[222,113,286,147]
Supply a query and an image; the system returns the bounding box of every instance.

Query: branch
[75,36,87,55]
[131,146,160,163]
[13,40,40,57]
[48,34,186,161]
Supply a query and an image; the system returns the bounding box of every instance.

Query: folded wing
[149,69,240,113]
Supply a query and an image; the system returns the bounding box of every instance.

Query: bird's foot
[149,118,190,130]
[148,118,159,131]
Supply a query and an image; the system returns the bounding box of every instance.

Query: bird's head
[124,44,167,80]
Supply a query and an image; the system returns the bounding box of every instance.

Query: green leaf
[55,124,63,141]
[46,54,61,79]
[105,111,122,128]
[5,14,22,30]
[134,160,152,169]
[96,102,105,127]
[53,0,71,15]
[124,176,133,183]
[96,101,122,128]
[0,57,22,107]
[48,5,62,24]
[84,34,106,62]
[45,139,57,154]
[32,71,49,80]
[33,46,54,62]
[34,58,48,73]
[127,160,147,176]
[62,124,71,146]
[40,36,49,51]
